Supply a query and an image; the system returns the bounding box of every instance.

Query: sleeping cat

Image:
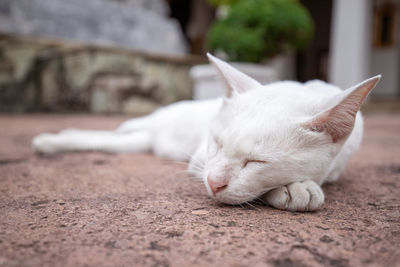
[32,54,381,211]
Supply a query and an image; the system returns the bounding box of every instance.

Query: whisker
[254,196,267,205]
[175,180,204,187]
[176,172,204,181]
[188,165,204,172]
[245,201,259,210]
[163,170,203,185]
[165,161,188,166]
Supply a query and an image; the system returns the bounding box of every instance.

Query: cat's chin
[214,198,253,206]
[211,193,258,206]
[208,187,276,205]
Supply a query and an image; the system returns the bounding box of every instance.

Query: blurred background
[0,0,399,115]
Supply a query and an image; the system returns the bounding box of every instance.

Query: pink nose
[207,176,228,195]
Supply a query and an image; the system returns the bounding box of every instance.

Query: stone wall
[0,0,187,55]
[0,35,203,114]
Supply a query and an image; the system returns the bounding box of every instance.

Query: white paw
[262,180,324,211]
[32,133,59,154]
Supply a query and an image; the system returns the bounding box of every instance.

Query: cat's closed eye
[207,136,223,156]
[243,159,268,168]
[213,136,223,149]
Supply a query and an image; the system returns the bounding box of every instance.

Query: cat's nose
[207,176,228,195]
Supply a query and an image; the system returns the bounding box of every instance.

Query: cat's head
[204,53,380,205]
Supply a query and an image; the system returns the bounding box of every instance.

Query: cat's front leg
[32,133,61,154]
[262,180,324,211]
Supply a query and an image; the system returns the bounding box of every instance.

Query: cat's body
[33,54,380,211]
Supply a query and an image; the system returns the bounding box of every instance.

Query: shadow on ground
[0,113,399,266]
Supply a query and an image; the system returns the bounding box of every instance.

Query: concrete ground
[0,113,399,267]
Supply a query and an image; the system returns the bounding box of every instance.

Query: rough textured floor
[0,113,399,267]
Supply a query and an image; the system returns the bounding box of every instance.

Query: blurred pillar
[329,0,373,88]
[187,0,215,54]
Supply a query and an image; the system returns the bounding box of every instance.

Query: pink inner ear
[306,108,356,143]
[304,76,380,143]
[207,53,261,98]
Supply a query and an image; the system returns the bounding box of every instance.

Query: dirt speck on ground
[0,113,399,266]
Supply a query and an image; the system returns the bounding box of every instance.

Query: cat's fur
[32,54,381,211]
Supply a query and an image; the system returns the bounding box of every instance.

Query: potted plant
[190,0,314,99]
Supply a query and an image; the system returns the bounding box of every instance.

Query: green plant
[208,0,314,63]
[207,0,239,7]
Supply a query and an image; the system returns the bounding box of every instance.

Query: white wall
[370,0,400,97]
[329,0,399,96]
[371,48,399,97]
[329,0,372,89]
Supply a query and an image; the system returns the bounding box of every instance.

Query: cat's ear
[304,75,381,142]
[207,53,261,97]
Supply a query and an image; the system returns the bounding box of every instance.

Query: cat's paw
[32,133,59,154]
[263,180,324,211]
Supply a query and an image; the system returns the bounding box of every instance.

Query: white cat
[32,54,381,211]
